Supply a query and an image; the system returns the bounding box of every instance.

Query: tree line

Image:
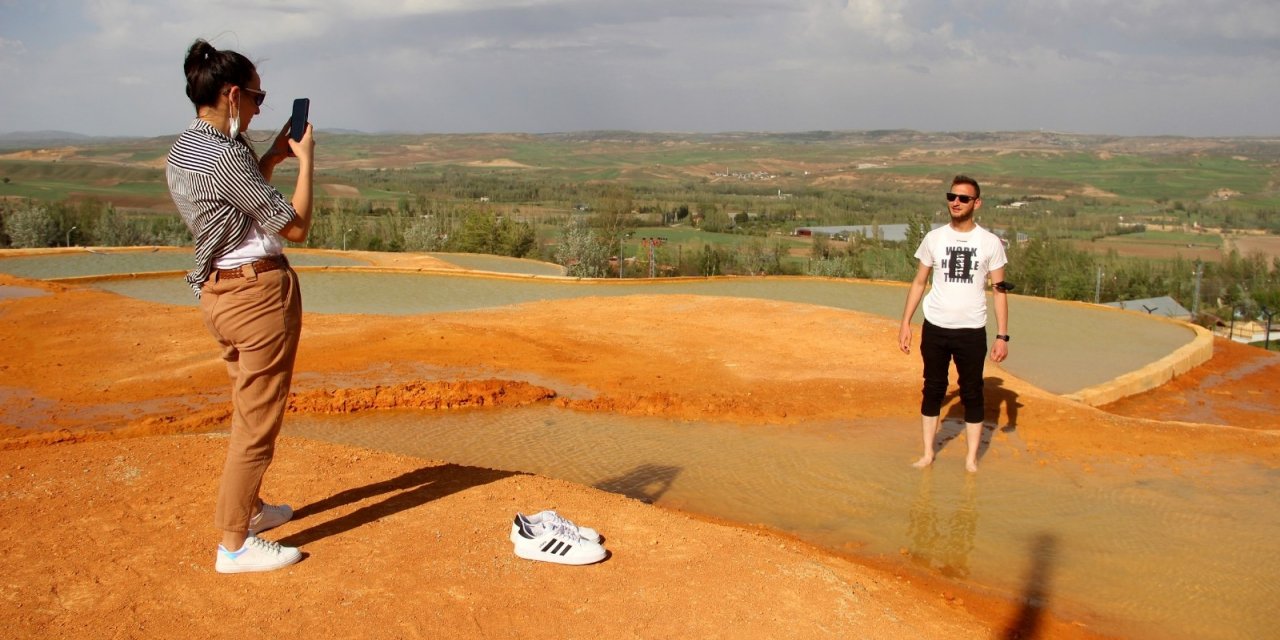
[5,187,1279,335]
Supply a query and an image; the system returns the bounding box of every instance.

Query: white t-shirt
[914,223,1008,329]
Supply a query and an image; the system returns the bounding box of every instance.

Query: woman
[166,39,314,573]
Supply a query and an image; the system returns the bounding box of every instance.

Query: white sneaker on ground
[512,518,606,566]
[509,510,601,544]
[215,536,302,574]
[248,503,293,536]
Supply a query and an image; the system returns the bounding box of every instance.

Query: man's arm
[899,262,932,354]
[990,266,1009,363]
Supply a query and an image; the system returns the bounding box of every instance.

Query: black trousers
[920,320,987,424]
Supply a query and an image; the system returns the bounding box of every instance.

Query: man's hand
[899,325,913,354]
[990,339,1008,363]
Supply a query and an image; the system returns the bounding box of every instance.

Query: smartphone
[290,98,310,142]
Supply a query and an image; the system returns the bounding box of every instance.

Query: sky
[1,0,1278,138]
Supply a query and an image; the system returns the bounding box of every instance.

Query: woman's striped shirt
[166,119,296,297]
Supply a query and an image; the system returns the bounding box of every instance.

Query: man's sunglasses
[241,87,267,107]
[945,192,976,204]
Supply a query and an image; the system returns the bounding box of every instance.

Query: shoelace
[246,536,284,553]
[543,511,579,531]
[548,520,584,543]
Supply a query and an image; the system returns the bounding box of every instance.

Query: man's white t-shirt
[915,223,1008,329]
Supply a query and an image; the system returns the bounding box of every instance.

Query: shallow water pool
[0,285,46,301]
[426,253,564,276]
[0,248,367,279]
[91,271,1194,396]
[286,406,1280,640]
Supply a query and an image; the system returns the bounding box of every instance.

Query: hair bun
[185,39,218,69]
[182,38,255,108]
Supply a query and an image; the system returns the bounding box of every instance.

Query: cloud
[0,0,1276,136]
[0,36,24,72]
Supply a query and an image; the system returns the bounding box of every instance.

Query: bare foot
[965,459,978,473]
[912,456,934,469]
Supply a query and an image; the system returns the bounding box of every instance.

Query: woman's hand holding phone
[287,122,314,166]
[286,98,313,165]
[258,115,313,180]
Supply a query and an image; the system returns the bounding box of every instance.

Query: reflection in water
[1003,534,1058,640]
[907,472,978,579]
[594,464,681,504]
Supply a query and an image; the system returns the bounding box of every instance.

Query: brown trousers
[199,264,302,534]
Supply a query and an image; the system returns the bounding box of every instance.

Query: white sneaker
[509,510,601,544]
[248,503,293,536]
[512,518,606,566]
[215,536,302,574]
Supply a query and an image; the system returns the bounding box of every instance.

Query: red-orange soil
[1100,337,1280,428]
[2,252,1277,639]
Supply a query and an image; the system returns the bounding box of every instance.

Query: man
[898,175,1009,473]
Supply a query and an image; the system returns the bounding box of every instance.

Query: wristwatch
[996,334,1011,342]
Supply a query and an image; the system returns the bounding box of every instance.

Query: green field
[883,152,1273,204]
[5,129,1278,207]
[1101,230,1224,247]
[4,128,1279,248]
[5,128,1280,320]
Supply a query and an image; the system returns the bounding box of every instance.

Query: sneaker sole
[513,543,606,566]
[215,549,302,574]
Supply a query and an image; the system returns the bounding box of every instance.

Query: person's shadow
[935,396,995,462]
[933,377,1022,463]
[278,463,518,547]
[1002,533,1059,640]
[593,464,682,504]
[985,376,1022,434]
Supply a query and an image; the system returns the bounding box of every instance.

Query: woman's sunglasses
[240,87,267,107]
[945,192,976,204]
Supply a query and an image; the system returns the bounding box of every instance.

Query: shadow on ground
[280,463,518,547]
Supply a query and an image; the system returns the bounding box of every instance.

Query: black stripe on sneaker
[542,540,558,553]
[515,516,536,540]
[559,543,573,556]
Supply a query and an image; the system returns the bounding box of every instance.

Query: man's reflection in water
[906,471,978,578]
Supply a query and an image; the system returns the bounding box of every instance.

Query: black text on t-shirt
[942,246,978,283]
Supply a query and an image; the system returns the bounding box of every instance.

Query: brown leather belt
[215,254,288,280]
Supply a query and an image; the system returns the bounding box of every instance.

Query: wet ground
[285,405,1280,640]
